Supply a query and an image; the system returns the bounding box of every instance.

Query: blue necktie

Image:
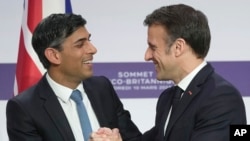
[70,89,92,141]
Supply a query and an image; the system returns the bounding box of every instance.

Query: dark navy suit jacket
[7,75,141,141]
[142,63,246,141]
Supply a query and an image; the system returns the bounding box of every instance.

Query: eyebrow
[148,42,155,48]
[73,34,91,44]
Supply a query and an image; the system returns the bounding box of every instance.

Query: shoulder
[9,84,37,103]
[6,84,39,116]
[7,76,49,108]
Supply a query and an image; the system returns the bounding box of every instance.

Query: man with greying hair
[90,3,246,141]
[6,13,141,141]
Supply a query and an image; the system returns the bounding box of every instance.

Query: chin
[156,75,162,80]
[156,74,165,81]
[87,74,93,77]
[81,72,93,79]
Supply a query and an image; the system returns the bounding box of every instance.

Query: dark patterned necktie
[171,86,183,113]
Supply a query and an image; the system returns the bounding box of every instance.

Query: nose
[89,42,97,54]
[144,47,152,61]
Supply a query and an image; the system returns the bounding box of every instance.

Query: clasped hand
[89,127,122,141]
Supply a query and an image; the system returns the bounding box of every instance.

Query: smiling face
[144,24,177,81]
[47,26,97,88]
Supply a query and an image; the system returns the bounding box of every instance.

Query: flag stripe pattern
[27,0,42,33]
[14,0,72,95]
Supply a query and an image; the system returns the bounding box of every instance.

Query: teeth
[83,61,92,64]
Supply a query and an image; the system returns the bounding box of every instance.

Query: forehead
[148,24,167,37]
[72,26,89,36]
[61,27,90,46]
[67,27,89,39]
[147,24,168,43]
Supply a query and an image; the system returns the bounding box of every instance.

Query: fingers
[89,127,122,141]
[112,128,119,133]
[96,127,113,135]
[111,128,122,141]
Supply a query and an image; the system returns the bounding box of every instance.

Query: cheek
[154,51,165,60]
[157,52,172,67]
[61,53,82,68]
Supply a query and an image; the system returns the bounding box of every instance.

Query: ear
[174,38,185,57]
[44,48,61,65]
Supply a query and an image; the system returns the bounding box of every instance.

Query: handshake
[89,127,122,141]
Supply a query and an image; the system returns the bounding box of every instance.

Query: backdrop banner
[1,61,249,100]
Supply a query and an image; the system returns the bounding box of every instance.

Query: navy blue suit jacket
[6,75,141,141]
[142,63,246,141]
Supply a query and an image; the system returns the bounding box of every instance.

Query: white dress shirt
[46,74,100,141]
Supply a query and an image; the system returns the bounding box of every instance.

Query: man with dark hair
[141,3,246,141]
[90,4,246,141]
[6,13,141,141]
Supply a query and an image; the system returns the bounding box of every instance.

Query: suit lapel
[82,77,122,128]
[38,76,75,141]
[165,63,214,138]
[82,80,107,127]
[165,84,201,137]
[158,89,174,139]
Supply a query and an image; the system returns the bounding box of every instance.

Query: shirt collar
[46,73,84,103]
[178,61,207,91]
